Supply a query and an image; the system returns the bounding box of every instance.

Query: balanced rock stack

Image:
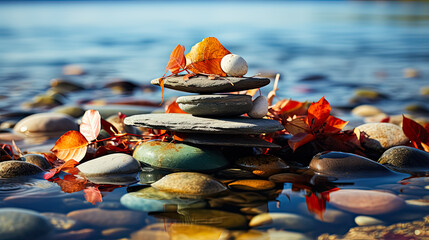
[125,74,284,172]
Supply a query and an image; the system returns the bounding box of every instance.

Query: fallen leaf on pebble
[51,131,88,162]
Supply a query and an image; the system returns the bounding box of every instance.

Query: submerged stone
[133,141,228,171]
[52,105,86,118]
[0,161,44,178]
[77,153,140,177]
[168,224,231,240]
[67,208,145,228]
[357,123,409,154]
[152,172,227,197]
[309,151,396,178]
[125,113,284,135]
[177,209,247,229]
[329,189,405,215]
[176,94,253,116]
[235,155,289,177]
[249,213,316,232]
[13,113,78,137]
[120,187,206,212]
[0,208,53,240]
[378,146,429,172]
[151,75,270,93]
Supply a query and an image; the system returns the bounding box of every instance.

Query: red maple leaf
[402,115,429,152]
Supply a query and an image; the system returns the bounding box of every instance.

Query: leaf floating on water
[80,109,101,142]
[54,175,87,193]
[51,130,89,162]
[185,37,231,76]
[84,186,103,205]
[43,159,80,180]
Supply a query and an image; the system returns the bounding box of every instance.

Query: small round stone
[247,96,269,119]
[249,213,316,231]
[228,179,276,191]
[235,154,289,177]
[67,208,145,228]
[221,54,248,77]
[77,153,140,177]
[168,224,231,239]
[13,113,78,137]
[176,94,253,117]
[0,160,44,178]
[177,209,247,229]
[378,146,429,171]
[356,123,409,153]
[309,151,395,178]
[23,154,51,170]
[354,216,385,226]
[351,105,384,117]
[152,172,227,197]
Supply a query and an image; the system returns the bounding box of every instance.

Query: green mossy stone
[133,141,228,171]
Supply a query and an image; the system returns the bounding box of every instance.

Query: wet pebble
[356,122,409,154]
[130,229,169,240]
[378,146,429,172]
[13,113,78,137]
[405,199,429,207]
[52,105,85,118]
[228,179,276,191]
[67,208,145,228]
[329,189,405,215]
[152,172,227,197]
[0,160,44,178]
[235,154,289,177]
[120,187,206,212]
[314,209,353,225]
[133,141,228,171]
[309,151,395,178]
[249,213,316,231]
[354,215,385,226]
[62,64,85,76]
[403,68,420,78]
[77,153,140,176]
[0,208,53,240]
[23,154,51,170]
[215,168,257,180]
[248,96,269,119]
[101,227,132,238]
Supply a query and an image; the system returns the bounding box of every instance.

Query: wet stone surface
[151,75,270,93]
[176,94,253,116]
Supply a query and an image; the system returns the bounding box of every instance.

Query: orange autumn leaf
[288,132,316,151]
[84,186,103,205]
[402,115,429,151]
[165,100,187,114]
[306,96,331,131]
[285,117,309,135]
[166,44,186,75]
[324,115,349,134]
[51,130,88,162]
[54,175,87,193]
[306,188,340,220]
[44,159,80,179]
[158,78,165,105]
[185,37,231,76]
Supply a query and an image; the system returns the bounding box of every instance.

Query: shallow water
[1,1,429,239]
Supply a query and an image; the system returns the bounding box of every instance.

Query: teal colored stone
[133,141,228,171]
[120,187,206,212]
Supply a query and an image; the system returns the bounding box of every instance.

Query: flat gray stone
[124,113,284,135]
[176,94,253,116]
[181,133,281,148]
[151,75,270,93]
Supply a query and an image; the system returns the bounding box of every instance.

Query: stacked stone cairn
[125,74,285,173]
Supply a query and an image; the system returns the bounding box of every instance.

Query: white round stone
[248,96,269,119]
[77,153,140,176]
[221,54,248,77]
[355,216,384,226]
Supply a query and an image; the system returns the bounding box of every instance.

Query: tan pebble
[228,179,275,191]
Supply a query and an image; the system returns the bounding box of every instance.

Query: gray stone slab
[176,94,253,117]
[151,75,270,93]
[124,113,284,135]
[182,133,281,148]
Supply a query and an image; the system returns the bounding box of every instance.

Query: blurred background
[0,0,428,118]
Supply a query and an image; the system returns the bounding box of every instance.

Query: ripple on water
[0,178,63,201]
